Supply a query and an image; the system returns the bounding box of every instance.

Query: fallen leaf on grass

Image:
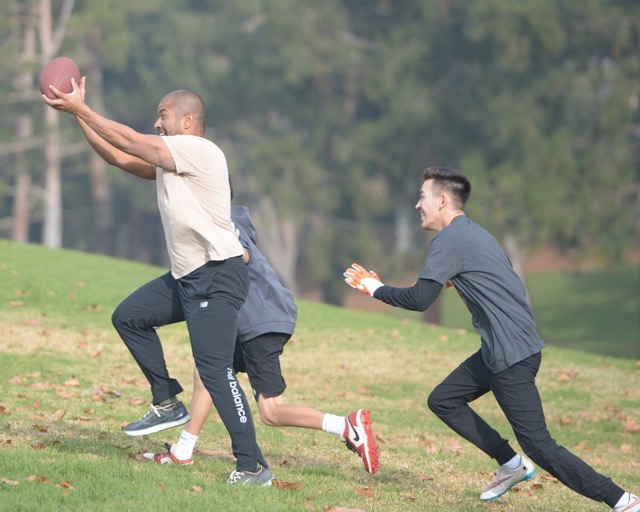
[324,507,367,512]
[273,479,303,490]
[401,492,419,500]
[56,391,78,399]
[557,370,579,382]
[57,481,74,490]
[573,441,586,451]
[1,477,19,486]
[64,377,80,387]
[191,486,202,492]
[356,486,375,499]
[95,386,123,397]
[0,406,10,415]
[559,416,573,426]
[624,419,640,433]
[541,473,558,482]
[445,437,464,453]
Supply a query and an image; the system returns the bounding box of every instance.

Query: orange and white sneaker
[141,444,193,466]
[342,409,380,474]
[612,493,640,512]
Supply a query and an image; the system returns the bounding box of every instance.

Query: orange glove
[343,263,384,296]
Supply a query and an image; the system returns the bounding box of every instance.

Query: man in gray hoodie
[134,205,380,475]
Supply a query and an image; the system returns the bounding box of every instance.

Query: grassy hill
[0,240,638,511]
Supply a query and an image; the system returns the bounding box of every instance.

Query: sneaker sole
[480,468,536,501]
[124,413,190,436]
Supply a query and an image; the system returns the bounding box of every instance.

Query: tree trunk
[38,0,75,248]
[503,231,531,306]
[86,30,115,255]
[12,3,37,243]
[394,202,413,253]
[251,196,299,295]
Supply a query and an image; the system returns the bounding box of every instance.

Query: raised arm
[43,77,175,174]
[75,117,156,180]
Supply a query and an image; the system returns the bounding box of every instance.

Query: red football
[39,57,81,99]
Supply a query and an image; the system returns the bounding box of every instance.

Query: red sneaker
[343,409,380,474]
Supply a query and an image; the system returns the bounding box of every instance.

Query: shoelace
[142,404,161,419]
[227,470,244,483]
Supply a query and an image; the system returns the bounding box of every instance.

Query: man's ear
[183,112,195,130]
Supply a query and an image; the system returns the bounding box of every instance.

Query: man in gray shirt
[343,166,638,511]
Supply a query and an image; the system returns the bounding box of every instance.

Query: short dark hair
[422,166,471,209]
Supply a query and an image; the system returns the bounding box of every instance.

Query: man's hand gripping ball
[343,263,384,297]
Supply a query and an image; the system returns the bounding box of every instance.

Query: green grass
[0,239,639,511]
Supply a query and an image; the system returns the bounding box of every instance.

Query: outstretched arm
[43,77,175,173]
[374,278,443,311]
[344,263,443,311]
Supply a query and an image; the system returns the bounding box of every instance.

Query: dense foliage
[1,0,638,303]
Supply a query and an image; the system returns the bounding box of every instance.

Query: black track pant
[112,257,267,472]
[427,351,624,507]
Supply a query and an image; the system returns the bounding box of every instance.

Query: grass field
[0,240,639,511]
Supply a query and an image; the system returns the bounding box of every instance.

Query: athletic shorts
[233,333,290,401]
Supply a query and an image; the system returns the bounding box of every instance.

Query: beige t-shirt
[155,134,243,279]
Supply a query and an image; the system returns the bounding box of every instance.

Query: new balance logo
[200,301,208,308]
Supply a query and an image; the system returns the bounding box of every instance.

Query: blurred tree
[0,0,637,312]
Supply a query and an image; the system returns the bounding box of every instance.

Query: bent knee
[258,408,280,427]
[427,388,450,416]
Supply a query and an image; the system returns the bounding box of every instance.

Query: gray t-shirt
[420,215,544,373]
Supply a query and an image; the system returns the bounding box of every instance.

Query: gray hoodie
[232,205,297,341]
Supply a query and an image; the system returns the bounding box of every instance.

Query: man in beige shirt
[43,79,272,485]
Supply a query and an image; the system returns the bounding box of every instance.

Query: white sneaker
[612,493,640,512]
[480,455,535,501]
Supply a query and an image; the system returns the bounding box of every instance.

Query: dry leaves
[356,486,375,499]
[273,479,303,490]
[557,370,579,382]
